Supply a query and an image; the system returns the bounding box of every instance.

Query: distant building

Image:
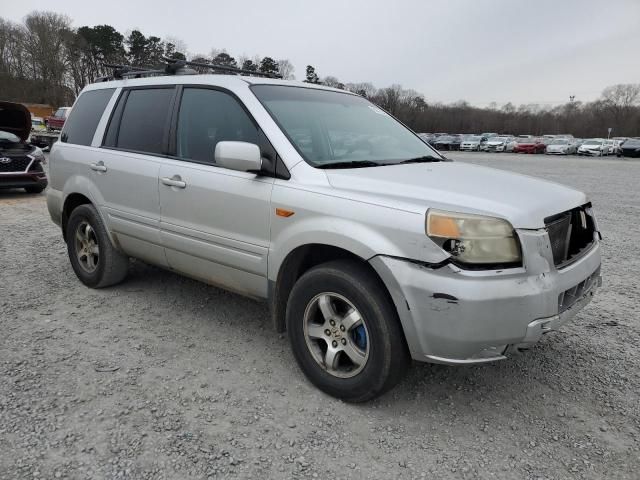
[22,103,54,119]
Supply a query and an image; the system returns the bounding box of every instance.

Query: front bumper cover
[0,171,48,189]
[370,229,602,365]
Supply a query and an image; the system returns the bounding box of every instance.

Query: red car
[513,137,546,154]
[45,107,71,131]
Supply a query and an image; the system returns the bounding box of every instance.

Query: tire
[24,185,45,194]
[286,259,409,402]
[65,204,129,288]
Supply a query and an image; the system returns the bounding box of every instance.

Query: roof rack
[96,57,282,82]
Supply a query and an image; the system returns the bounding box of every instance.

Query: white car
[484,136,513,152]
[459,135,483,151]
[546,138,577,155]
[603,140,615,155]
[578,139,606,156]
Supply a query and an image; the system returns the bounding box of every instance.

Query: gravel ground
[1,152,639,479]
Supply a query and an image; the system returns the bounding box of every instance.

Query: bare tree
[276,59,295,79]
[601,83,640,132]
[322,76,344,89]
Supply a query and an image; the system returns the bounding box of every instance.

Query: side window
[176,88,258,164]
[110,88,174,155]
[60,88,115,146]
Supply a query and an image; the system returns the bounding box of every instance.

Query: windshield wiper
[396,155,442,164]
[316,160,384,169]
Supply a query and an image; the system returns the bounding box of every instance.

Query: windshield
[466,136,481,141]
[251,85,442,167]
[623,139,640,146]
[551,139,569,145]
[584,140,601,145]
[0,130,21,143]
[32,119,43,126]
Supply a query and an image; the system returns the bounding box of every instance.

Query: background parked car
[460,135,485,151]
[603,139,616,155]
[484,135,513,152]
[578,139,606,156]
[546,138,577,155]
[513,137,546,154]
[45,107,71,131]
[618,138,640,158]
[434,134,462,151]
[0,101,48,193]
[31,116,46,132]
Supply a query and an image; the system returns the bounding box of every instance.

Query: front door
[159,87,274,298]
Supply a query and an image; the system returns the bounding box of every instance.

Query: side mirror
[214,141,262,173]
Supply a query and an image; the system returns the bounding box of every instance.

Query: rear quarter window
[61,89,115,146]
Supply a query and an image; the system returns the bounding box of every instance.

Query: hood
[487,139,505,145]
[0,102,31,142]
[325,162,587,229]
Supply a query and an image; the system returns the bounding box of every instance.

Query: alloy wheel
[303,292,370,378]
[74,220,100,273]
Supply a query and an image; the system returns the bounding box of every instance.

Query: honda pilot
[46,62,602,401]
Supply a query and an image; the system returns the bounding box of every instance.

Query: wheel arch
[269,243,399,334]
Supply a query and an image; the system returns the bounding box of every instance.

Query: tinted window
[176,88,258,164]
[116,88,174,154]
[61,89,114,146]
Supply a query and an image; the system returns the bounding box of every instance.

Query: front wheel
[286,260,409,402]
[66,204,129,288]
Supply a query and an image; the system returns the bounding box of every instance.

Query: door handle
[90,162,107,172]
[161,176,187,188]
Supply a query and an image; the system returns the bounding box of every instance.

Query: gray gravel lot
[1,152,639,479]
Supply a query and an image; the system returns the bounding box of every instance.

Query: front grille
[0,155,31,173]
[546,205,596,267]
[558,266,601,313]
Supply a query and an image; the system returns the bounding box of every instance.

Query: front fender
[268,186,449,281]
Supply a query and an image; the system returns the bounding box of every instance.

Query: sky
[3,0,640,107]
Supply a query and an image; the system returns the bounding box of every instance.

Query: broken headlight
[426,209,521,266]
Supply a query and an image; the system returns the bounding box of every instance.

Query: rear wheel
[286,260,409,402]
[65,204,129,288]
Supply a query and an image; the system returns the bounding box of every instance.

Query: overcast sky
[3,0,639,106]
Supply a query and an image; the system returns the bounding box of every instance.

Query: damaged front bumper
[370,229,602,365]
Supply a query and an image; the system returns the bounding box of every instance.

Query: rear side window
[176,88,258,164]
[61,88,115,146]
[107,88,174,155]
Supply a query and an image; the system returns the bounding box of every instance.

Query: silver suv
[47,68,602,402]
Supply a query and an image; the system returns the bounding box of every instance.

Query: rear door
[158,86,274,298]
[96,86,177,266]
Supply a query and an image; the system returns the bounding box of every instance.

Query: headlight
[426,209,521,265]
[30,148,45,164]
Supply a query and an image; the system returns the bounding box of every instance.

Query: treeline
[0,11,293,106]
[1,11,639,137]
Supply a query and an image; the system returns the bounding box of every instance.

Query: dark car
[619,138,640,158]
[0,102,48,193]
[434,134,462,151]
